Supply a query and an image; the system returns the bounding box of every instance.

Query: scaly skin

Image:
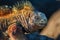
[0,1,47,40]
[0,3,36,40]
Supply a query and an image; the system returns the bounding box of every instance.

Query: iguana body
[0,1,47,40]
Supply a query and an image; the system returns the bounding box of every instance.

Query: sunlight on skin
[40,9,60,39]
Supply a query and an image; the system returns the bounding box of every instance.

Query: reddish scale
[7,23,17,37]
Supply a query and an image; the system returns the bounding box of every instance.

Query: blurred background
[0,0,60,40]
